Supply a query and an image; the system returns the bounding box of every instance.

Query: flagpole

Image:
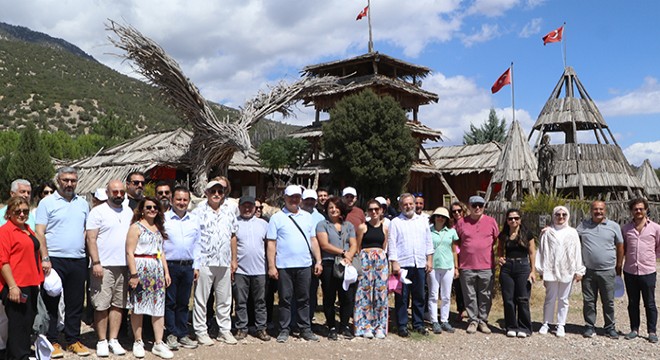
[367,0,373,52]
[510,62,516,123]
[562,21,567,68]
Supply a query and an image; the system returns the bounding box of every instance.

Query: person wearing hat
[454,195,499,335]
[427,207,458,334]
[162,186,200,350]
[341,187,365,230]
[300,189,325,321]
[388,193,433,337]
[621,198,660,343]
[191,176,239,346]
[85,180,133,356]
[266,185,323,343]
[231,195,271,342]
[92,187,108,208]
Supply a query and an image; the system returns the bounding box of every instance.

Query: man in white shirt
[388,193,433,337]
[85,180,133,356]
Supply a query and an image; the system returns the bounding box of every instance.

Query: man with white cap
[267,185,323,343]
[341,187,365,230]
[191,176,239,346]
[454,195,499,335]
[300,189,325,320]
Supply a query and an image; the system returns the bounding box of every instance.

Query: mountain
[0,22,298,147]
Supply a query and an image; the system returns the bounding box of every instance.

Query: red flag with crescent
[491,68,511,94]
[356,6,368,20]
[542,25,564,45]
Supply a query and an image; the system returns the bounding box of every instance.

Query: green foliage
[656,167,660,180]
[520,192,566,215]
[463,108,507,145]
[323,89,416,200]
[258,137,309,176]
[4,124,54,200]
[93,111,134,141]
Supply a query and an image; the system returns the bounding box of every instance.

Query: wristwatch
[130,273,138,279]
[42,256,50,262]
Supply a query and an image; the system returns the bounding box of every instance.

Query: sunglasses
[471,203,484,208]
[507,216,520,221]
[144,205,159,211]
[111,190,126,196]
[207,187,226,195]
[555,213,567,217]
[451,209,462,214]
[367,207,380,212]
[42,190,54,195]
[130,180,145,186]
[255,206,263,210]
[13,209,30,216]
[157,190,171,195]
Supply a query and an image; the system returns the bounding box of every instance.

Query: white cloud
[467,0,520,17]
[519,18,542,38]
[461,23,501,47]
[623,141,660,168]
[597,77,660,116]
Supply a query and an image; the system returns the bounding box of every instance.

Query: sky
[2,0,660,167]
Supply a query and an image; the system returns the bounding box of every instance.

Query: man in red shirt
[341,187,365,230]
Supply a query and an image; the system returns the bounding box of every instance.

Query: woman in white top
[535,206,586,337]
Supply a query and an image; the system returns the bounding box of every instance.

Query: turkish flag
[542,25,564,45]
[356,6,368,20]
[491,68,511,94]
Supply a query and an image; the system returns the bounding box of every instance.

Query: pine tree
[463,108,507,145]
[6,123,55,197]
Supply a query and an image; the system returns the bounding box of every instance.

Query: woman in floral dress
[126,197,172,359]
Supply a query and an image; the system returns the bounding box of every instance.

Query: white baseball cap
[302,189,317,200]
[342,187,357,197]
[94,188,108,201]
[343,265,358,291]
[43,270,63,297]
[375,196,387,206]
[284,185,302,196]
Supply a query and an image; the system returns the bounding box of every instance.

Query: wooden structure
[485,120,539,201]
[291,51,459,203]
[637,159,660,201]
[70,128,269,198]
[528,66,643,200]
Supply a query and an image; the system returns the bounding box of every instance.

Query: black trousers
[624,271,658,333]
[321,261,356,330]
[42,257,87,344]
[277,267,312,331]
[499,258,532,334]
[5,285,39,360]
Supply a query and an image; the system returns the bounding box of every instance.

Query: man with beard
[125,172,146,210]
[36,167,90,357]
[191,177,239,346]
[315,188,329,216]
[85,180,133,357]
[341,187,365,230]
[388,193,433,337]
[155,181,173,212]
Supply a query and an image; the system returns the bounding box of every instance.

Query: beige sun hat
[432,207,450,219]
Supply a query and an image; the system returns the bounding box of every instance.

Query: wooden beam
[419,145,458,199]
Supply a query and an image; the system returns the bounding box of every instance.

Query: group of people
[0,168,659,360]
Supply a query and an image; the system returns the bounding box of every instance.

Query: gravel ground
[63,269,660,360]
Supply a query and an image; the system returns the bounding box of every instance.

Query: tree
[93,111,134,141]
[323,89,416,200]
[5,123,54,200]
[258,137,309,184]
[463,108,507,145]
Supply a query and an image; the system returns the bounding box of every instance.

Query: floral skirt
[354,248,389,335]
[130,257,165,316]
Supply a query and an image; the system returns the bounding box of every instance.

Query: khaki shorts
[90,266,129,311]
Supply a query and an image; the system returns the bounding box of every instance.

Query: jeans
[43,257,87,344]
[320,261,356,330]
[499,258,532,334]
[460,269,493,324]
[394,267,426,330]
[165,262,194,338]
[582,268,616,330]
[278,267,312,331]
[624,271,657,333]
[234,273,267,331]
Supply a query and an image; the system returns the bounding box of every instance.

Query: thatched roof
[289,120,442,142]
[302,52,432,79]
[636,159,660,197]
[70,128,267,195]
[425,142,502,176]
[486,121,539,201]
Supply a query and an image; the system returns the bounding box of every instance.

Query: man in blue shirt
[35,167,90,358]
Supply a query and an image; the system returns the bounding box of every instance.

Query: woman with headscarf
[535,206,585,337]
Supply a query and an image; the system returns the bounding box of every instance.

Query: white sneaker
[132,340,146,358]
[556,325,565,337]
[506,330,516,337]
[152,342,174,359]
[517,331,528,338]
[539,323,549,335]
[108,339,126,355]
[218,330,238,345]
[196,333,214,346]
[96,340,109,357]
[363,330,374,339]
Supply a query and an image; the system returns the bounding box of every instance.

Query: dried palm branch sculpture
[106,19,340,193]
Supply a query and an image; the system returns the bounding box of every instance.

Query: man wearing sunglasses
[577,200,624,339]
[454,195,499,335]
[191,177,239,346]
[155,181,173,212]
[124,172,146,210]
[85,180,133,357]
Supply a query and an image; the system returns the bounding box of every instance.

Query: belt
[134,254,158,259]
[506,257,529,262]
[167,260,193,266]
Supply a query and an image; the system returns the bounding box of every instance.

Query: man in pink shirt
[622,198,660,343]
[454,195,499,334]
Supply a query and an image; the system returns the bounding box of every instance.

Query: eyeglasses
[144,205,159,211]
[157,191,171,195]
[130,180,145,186]
[111,190,126,196]
[13,209,30,216]
[42,190,54,195]
[60,178,78,184]
[555,213,567,217]
[207,187,226,195]
[471,203,484,208]
[367,207,380,212]
[507,217,520,221]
